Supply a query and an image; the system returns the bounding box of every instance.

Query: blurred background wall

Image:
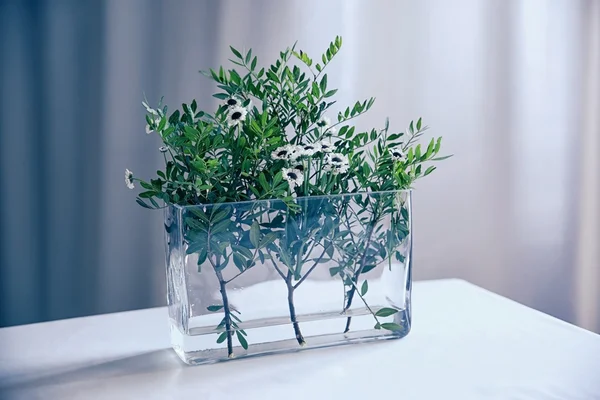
[1,0,598,332]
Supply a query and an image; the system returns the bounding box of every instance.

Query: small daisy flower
[288,145,302,160]
[317,116,331,129]
[125,169,135,189]
[145,117,162,134]
[143,102,158,115]
[325,153,349,166]
[299,142,322,157]
[271,145,293,160]
[159,146,169,153]
[227,106,247,127]
[317,116,337,134]
[324,153,350,175]
[224,96,241,108]
[282,167,304,189]
[389,148,405,161]
[319,140,334,153]
[271,145,302,161]
[324,163,349,175]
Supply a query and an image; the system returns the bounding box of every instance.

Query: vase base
[171,308,410,365]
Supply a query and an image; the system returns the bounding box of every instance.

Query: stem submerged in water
[286,272,306,346]
[214,268,234,358]
[343,221,376,333]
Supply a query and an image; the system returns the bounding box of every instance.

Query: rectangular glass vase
[164,190,412,364]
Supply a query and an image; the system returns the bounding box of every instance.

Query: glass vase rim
[170,189,412,210]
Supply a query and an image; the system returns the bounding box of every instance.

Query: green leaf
[381,323,403,332]
[361,264,377,274]
[431,155,453,161]
[258,173,269,192]
[424,166,436,176]
[319,74,328,93]
[259,232,278,247]
[374,322,381,329]
[236,330,248,350]
[135,198,154,209]
[231,244,253,259]
[360,280,368,296]
[207,305,223,312]
[416,117,422,130]
[232,252,246,272]
[216,332,228,343]
[230,46,243,59]
[250,221,260,247]
[375,307,399,317]
[197,248,208,268]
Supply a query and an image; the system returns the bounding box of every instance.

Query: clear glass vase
[164,190,412,364]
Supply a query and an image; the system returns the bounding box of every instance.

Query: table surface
[1,279,599,400]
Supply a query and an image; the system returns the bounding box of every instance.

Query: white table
[1,279,599,400]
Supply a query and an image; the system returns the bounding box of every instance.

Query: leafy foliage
[132,37,451,355]
[130,36,449,209]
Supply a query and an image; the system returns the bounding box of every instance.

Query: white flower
[159,146,169,153]
[324,153,350,175]
[282,167,304,189]
[224,96,241,108]
[271,146,292,160]
[288,145,302,160]
[319,140,335,153]
[143,102,158,115]
[299,142,322,157]
[389,148,405,161]
[317,115,336,134]
[271,145,302,160]
[145,117,162,134]
[291,162,305,172]
[227,106,247,127]
[317,116,331,129]
[324,163,349,175]
[125,169,135,189]
[325,153,349,166]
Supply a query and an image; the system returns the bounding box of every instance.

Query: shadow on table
[1,339,404,398]
[0,348,183,392]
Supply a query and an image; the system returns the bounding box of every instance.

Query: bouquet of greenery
[127,37,449,359]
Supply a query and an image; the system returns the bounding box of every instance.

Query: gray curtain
[1,0,599,331]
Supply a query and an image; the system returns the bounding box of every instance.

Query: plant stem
[214,267,234,358]
[207,225,234,358]
[349,279,381,326]
[343,221,376,333]
[294,242,332,289]
[286,271,305,346]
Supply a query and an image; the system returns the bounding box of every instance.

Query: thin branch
[348,279,380,326]
[293,242,333,289]
[266,248,287,280]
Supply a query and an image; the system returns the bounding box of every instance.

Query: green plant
[128,37,450,358]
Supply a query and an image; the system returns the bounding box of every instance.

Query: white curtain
[1,0,598,331]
